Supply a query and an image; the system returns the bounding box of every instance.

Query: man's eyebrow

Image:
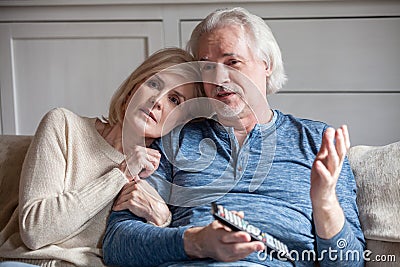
[223,53,237,57]
[199,53,238,61]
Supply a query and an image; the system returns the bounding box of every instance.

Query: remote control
[211,202,295,263]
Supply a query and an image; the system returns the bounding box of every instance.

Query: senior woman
[0,47,203,266]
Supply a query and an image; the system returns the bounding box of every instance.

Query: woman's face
[124,72,197,140]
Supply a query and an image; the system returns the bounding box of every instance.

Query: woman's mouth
[140,108,157,123]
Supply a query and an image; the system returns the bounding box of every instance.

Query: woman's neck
[96,119,123,152]
[145,137,155,147]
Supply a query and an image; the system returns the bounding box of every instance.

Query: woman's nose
[150,96,162,110]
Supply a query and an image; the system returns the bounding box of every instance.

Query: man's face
[197,25,270,119]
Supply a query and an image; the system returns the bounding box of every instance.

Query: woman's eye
[147,79,161,90]
[169,95,181,106]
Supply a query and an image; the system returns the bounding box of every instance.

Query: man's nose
[213,63,230,85]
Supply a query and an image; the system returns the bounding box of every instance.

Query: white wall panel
[269,93,400,146]
[0,22,164,135]
[266,18,400,91]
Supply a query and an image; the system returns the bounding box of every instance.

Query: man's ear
[265,60,273,77]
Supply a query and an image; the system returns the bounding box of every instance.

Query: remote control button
[283,244,289,254]
[233,214,239,226]
[265,234,275,248]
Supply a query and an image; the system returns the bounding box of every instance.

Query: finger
[221,231,252,243]
[335,128,347,162]
[118,181,137,196]
[318,127,334,158]
[324,128,339,172]
[136,180,164,202]
[341,125,350,150]
[113,199,135,211]
[113,193,132,211]
[138,162,156,178]
[113,192,135,208]
[146,148,161,159]
[219,241,265,261]
[313,160,331,182]
[231,211,244,219]
[132,175,141,183]
[233,241,265,255]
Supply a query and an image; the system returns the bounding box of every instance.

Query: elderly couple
[0,7,365,267]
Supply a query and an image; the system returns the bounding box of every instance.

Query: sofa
[0,134,399,266]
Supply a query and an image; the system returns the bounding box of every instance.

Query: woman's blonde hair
[107,47,203,125]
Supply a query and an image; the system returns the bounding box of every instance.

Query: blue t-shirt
[103,110,365,267]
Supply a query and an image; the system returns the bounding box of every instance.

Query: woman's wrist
[147,212,172,227]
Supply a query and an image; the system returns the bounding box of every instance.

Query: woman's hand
[120,145,161,179]
[112,179,171,226]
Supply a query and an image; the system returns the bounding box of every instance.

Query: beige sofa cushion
[348,141,400,242]
[0,135,32,230]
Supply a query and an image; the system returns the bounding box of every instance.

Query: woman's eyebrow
[153,74,165,87]
[171,89,186,100]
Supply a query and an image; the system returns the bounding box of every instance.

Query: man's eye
[169,95,181,105]
[228,59,240,66]
[201,63,215,72]
[147,79,161,90]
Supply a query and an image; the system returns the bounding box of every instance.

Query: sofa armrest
[0,135,33,230]
[348,141,400,266]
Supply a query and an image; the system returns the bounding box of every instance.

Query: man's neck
[218,108,274,146]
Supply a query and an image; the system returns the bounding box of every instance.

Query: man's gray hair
[186,7,287,94]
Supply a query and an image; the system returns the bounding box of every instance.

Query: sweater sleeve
[316,157,366,266]
[18,108,127,250]
[103,210,190,267]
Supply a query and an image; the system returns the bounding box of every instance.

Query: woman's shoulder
[41,107,89,125]
[42,107,77,120]
[35,108,87,136]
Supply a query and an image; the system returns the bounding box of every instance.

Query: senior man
[103,7,365,267]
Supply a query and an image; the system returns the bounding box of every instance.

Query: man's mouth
[216,86,236,98]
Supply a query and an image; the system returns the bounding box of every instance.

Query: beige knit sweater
[0,108,128,266]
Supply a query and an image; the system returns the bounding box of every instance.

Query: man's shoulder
[275,109,328,133]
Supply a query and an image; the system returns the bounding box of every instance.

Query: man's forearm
[103,210,189,267]
[312,196,345,239]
